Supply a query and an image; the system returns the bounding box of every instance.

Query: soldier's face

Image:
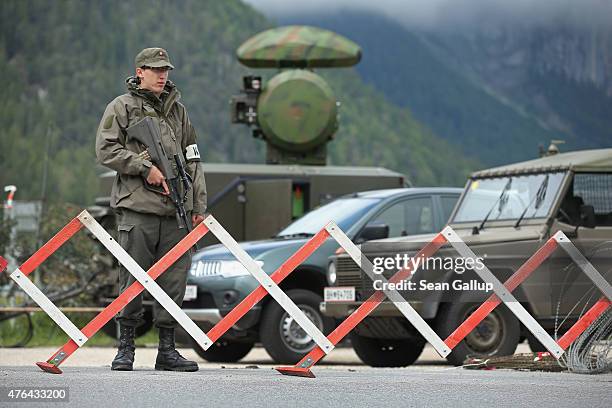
[137,66,169,95]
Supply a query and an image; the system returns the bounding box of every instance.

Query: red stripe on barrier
[38,222,210,373]
[207,228,330,343]
[0,256,7,273]
[557,296,611,350]
[444,238,558,349]
[326,294,386,345]
[20,217,83,276]
[81,222,209,338]
[288,232,448,371]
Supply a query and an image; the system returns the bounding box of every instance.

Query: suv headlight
[189,260,264,278]
[327,261,337,285]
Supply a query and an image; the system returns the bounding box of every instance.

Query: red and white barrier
[1,209,609,378]
[276,226,611,377]
[37,213,211,373]
[3,210,213,373]
[5,211,335,373]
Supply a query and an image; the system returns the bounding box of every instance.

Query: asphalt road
[1,346,610,408]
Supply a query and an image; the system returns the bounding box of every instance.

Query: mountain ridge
[277,11,612,164]
[0,0,476,204]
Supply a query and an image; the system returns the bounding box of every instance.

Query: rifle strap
[138,98,188,165]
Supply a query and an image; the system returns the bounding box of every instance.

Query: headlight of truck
[189,260,264,278]
[327,261,337,285]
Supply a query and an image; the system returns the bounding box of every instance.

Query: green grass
[0,311,159,348]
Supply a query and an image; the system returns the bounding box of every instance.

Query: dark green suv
[181,187,461,364]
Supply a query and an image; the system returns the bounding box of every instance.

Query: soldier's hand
[147,166,170,195]
[192,214,204,226]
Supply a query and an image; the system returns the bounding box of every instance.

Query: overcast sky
[243,0,612,30]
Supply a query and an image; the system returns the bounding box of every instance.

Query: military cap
[135,47,174,69]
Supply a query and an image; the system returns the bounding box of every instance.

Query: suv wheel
[259,289,334,364]
[192,339,254,362]
[436,302,520,366]
[351,333,425,367]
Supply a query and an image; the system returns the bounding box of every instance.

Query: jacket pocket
[117,224,134,233]
[117,224,135,248]
[115,174,144,205]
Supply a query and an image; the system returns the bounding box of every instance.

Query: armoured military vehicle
[324,148,612,367]
[92,26,407,337]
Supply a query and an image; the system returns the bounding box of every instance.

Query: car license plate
[324,287,355,302]
[183,285,197,301]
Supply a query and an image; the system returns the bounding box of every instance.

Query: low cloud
[243,0,612,31]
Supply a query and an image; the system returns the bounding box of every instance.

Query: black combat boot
[111,325,136,371]
[155,327,198,372]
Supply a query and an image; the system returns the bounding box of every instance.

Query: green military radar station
[230,25,363,166]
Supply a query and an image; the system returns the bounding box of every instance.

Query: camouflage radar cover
[237,25,361,68]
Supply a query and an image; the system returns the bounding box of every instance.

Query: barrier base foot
[36,362,62,374]
[276,366,315,378]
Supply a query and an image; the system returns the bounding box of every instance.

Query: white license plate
[324,287,355,302]
[183,285,197,301]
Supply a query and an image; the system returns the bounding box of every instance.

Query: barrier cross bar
[203,216,334,354]
[205,227,331,344]
[442,227,565,358]
[445,231,611,352]
[7,215,88,347]
[277,226,611,377]
[77,212,213,352]
[325,223,451,357]
[277,226,448,377]
[35,216,211,373]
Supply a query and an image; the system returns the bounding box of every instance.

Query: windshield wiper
[478,178,513,231]
[275,232,315,239]
[514,174,549,229]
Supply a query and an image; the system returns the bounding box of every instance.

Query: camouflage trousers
[114,208,192,329]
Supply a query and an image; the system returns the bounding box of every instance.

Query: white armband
[185,144,201,161]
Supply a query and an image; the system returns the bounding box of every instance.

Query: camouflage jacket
[95,76,207,216]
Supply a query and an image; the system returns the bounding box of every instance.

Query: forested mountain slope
[0,0,476,204]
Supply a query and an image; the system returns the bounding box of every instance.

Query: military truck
[323,149,612,366]
[91,26,407,337]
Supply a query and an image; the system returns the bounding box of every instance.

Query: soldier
[96,47,206,372]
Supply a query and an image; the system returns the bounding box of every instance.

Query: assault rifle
[127,117,192,231]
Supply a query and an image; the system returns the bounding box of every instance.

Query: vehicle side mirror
[579,205,596,229]
[356,224,389,243]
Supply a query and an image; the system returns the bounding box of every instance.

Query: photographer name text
[373,279,493,292]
